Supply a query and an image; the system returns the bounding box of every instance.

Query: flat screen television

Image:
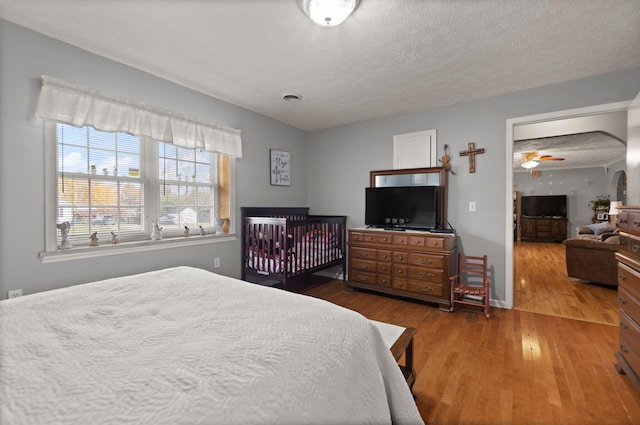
[521,195,567,218]
[365,186,440,230]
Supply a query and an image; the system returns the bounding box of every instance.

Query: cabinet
[615,206,640,391]
[347,228,457,311]
[520,217,567,242]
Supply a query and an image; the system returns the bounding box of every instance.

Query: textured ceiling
[513,132,627,172]
[1,0,639,133]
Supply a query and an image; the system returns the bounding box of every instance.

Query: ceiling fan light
[299,0,360,26]
[521,160,539,169]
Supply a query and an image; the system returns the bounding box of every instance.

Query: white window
[44,123,234,257]
[36,76,240,260]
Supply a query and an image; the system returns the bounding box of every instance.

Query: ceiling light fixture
[520,151,539,169]
[298,0,360,27]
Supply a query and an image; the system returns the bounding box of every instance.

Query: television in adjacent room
[521,195,567,218]
[365,186,440,230]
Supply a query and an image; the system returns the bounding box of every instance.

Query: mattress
[0,266,423,425]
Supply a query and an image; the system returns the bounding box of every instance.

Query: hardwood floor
[513,241,619,325]
[297,243,640,424]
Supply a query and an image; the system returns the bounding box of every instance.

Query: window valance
[35,76,243,158]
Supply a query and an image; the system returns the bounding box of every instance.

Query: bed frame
[241,207,347,290]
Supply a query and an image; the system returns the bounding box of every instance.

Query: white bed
[0,266,423,425]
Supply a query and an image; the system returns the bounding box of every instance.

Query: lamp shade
[299,0,359,26]
[609,201,621,215]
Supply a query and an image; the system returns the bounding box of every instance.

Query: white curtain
[35,76,242,158]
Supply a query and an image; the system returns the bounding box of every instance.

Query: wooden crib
[241,207,347,290]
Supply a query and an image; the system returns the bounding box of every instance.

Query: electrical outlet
[469,201,477,212]
[214,257,221,268]
[8,289,23,299]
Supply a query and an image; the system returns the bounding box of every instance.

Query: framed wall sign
[270,149,290,186]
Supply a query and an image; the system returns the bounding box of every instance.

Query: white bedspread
[0,266,423,425]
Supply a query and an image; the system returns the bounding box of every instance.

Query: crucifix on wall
[459,142,485,173]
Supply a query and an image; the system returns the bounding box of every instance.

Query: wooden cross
[459,142,485,173]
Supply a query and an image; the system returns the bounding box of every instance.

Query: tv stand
[347,228,457,311]
[520,216,567,242]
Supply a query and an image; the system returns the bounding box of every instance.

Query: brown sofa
[563,234,620,286]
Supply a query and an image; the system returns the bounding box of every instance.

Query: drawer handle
[366,236,374,241]
[432,241,438,246]
[417,286,433,293]
[359,264,370,270]
[396,282,405,288]
[420,259,433,265]
[358,275,370,282]
[359,252,370,257]
[397,255,404,260]
[619,274,627,281]
[381,255,388,259]
[632,244,640,253]
[618,296,626,305]
[415,240,421,244]
[397,269,404,274]
[381,237,388,242]
[620,322,628,329]
[620,344,628,353]
[419,272,434,278]
[634,220,640,228]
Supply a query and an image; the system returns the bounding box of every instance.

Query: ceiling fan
[519,151,565,169]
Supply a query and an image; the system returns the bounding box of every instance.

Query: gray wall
[513,159,626,238]
[307,70,640,305]
[0,20,308,296]
[3,19,640,305]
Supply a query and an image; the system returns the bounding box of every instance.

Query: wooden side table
[370,320,417,392]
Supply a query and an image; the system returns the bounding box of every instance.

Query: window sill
[40,233,237,264]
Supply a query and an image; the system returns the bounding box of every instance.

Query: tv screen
[365,186,440,230]
[521,195,567,218]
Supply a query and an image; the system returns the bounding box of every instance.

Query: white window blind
[155,141,217,235]
[57,124,144,240]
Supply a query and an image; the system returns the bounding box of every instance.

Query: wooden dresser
[347,228,457,311]
[615,206,640,390]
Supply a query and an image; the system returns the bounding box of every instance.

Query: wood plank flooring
[514,241,619,325]
[296,242,640,425]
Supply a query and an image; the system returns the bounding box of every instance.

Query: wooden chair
[450,254,490,318]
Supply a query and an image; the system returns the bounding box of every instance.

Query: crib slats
[241,209,346,290]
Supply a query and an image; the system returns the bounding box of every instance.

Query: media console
[520,216,567,242]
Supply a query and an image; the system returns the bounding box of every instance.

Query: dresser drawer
[408,267,444,284]
[349,231,367,243]
[406,281,444,297]
[619,211,640,237]
[350,246,376,261]
[619,262,640,302]
[620,234,640,263]
[375,233,393,244]
[350,258,376,274]
[393,264,409,278]
[349,270,376,285]
[377,262,392,274]
[620,286,640,327]
[393,251,409,263]
[377,249,392,262]
[407,236,445,250]
[393,234,409,246]
[392,278,408,290]
[377,274,392,287]
[620,311,640,378]
[408,252,445,269]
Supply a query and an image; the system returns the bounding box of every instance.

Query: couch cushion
[587,222,616,235]
[563,237,619,252]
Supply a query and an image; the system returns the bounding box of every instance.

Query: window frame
[42,122,236,263]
